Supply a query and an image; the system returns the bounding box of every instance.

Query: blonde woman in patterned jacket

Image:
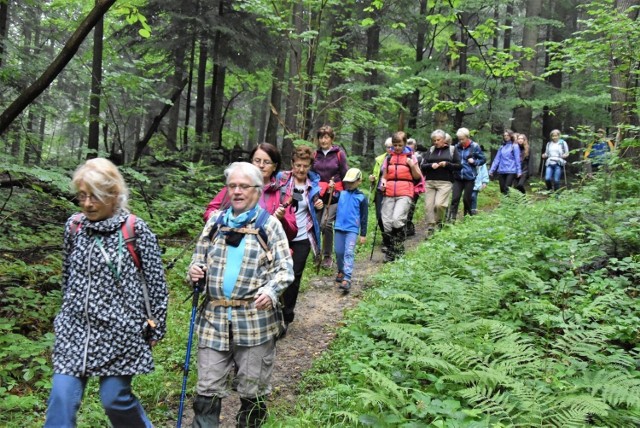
[45,158,168,428]
[188,162,294,427]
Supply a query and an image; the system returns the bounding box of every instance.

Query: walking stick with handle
[177,274,205,428]
[316,184,334,274]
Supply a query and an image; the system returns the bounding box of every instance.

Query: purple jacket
[312,145,349,184]
[489,142,522,175]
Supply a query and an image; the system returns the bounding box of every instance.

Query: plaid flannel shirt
[189,210,293,351]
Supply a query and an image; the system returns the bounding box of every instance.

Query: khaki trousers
[424,180,453,227]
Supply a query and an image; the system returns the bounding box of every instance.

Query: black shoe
[338,280,351,293]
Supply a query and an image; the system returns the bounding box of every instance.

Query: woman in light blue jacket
[471,163,489,214]
[489,129,521,194]
[542,129,569,191]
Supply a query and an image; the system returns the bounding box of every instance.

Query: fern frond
[355,388,402,416]
[405,354,460,376]
[431,343,485,369]
[555,394,610,417]
[457,385,517,425]
[573,369,640,407]
[376,322,430,355]
[362,367,407,402]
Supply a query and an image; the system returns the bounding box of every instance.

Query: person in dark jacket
[449,127,486,221]
[513,133,530,193]
[311,125,349,269]
[420,129,462,235]
[489,129,522,194]
[44,158,168,428]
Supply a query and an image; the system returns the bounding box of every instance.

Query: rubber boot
[392,227,406,258]
[545,180,552,191]
[236,396,267,428]
[382,231,393,260]
[447,207,458,224]
[192,395,221,428]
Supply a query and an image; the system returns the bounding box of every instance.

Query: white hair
[224,162,264,195]
[456,127,471,138]
[384,137,392,148]
[431,129,446,140]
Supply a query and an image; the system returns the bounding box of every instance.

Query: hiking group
[43,126,608,427]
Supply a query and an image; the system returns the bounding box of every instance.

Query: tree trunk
[512,0,542,138]
[408,0,427,131]
[0,0,8,68]
[208,0,227,151]
[363,20,380,157]
[184,32,196,152]
[0,0,118,135]
[167,47,185,152]
[453,12,470,130]
[282,2,303,167]
[611,0,640,128]
[266,52,285,146]
[87,0,104,159]
[134,78,188,163]
[193,38,208,162]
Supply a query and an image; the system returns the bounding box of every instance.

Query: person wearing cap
[333,167,368,292]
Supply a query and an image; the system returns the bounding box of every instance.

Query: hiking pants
[498,173,516,194]
[196,337,276,398]
[282,239,311,324]
[317,203,337,258]
[424,180,452,228]
[451,179,475,217]
[381,196,412,232]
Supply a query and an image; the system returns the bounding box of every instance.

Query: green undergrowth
[271,170,640,427]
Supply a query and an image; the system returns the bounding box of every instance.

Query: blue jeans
[545,163,563,190]
[334,230,357,281]
[44,373,152,428]
[471,190,479,212]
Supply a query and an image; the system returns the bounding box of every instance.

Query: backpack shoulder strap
[121,214,141,270]
[70,213,83,236]
[253,209,273,262]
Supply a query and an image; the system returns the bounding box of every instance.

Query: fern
[361,367,407,403]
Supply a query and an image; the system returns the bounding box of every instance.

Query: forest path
[178,218,431,427]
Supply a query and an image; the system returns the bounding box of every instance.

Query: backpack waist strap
[208,298,253,308]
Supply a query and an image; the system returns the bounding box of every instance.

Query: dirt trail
[180,223,429,427]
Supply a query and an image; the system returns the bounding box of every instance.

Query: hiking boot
[338,280,351,293]
[381,246,388,254]
[321,256,333,269]
[335,272,344,283]
[425,227,435,239]
[193,395,221,428]
[405,222,416,237]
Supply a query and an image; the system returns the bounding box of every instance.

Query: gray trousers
[196,338,276,398]
[381,196,412,232]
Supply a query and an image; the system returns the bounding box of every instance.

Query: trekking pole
[563,163,568,188]
[166,234,199,271]
[369,219,378,261]
[177,274,205,428]
[316,185,334,274]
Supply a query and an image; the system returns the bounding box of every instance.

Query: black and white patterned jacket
[52,211,168,377]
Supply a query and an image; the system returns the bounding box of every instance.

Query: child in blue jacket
[334,168,368,293]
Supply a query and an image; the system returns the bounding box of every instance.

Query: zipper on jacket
[81,238,97,376]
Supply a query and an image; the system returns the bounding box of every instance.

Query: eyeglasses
[76,192,101,203]
[227,184,261,192]
[252,158,274,166]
